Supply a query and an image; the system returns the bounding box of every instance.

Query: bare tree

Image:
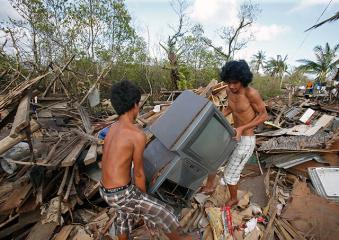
[203,1,260,61]
[160,0,189,89]
[5,28,21,72]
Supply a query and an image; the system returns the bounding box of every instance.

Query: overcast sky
[125,0,339,68]
[0,0,338,68]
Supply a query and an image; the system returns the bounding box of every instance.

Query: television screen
[188,116,233,165]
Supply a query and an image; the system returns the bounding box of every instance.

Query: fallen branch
[0,119,40,155]
[80,63,113,105]
[63,166,75,202]
[42,55,75,97]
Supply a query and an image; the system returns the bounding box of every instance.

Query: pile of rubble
[0,74,338,240]
[0,67,118,239]
[143,80,339,240]
[175,81,339,240]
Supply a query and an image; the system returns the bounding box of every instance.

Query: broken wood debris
[0,78,338,240]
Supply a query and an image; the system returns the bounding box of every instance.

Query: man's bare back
[101,121,146,189]
[100,80,194,240]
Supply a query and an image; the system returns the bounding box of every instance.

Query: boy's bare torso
[226,86,257,136]
[101,121,143,188]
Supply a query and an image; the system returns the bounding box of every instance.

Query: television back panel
[143,138,178,182]
[150,90,209,150]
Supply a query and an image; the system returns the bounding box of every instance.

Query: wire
[295,0,334,54]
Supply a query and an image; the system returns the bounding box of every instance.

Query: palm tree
[264,55,288,88]
[297,43,339,84]
[306,12,339,31]
[251,50,266,73]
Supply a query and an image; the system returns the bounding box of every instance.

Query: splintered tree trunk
[170,67,179,89]
[280,75,284,89]
[89,0,94,59]
[32,28,40,69]
[168,51,179,89]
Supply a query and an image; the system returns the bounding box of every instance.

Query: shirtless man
[100,80,193,240]
[201,60,268,206]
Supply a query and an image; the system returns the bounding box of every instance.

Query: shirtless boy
[100,80,193,240]
[201,60,268,206]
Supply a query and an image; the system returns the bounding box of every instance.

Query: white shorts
[223,136,256,185]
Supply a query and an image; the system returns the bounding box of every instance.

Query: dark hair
[110,80,141,115]
[220,60,253,87]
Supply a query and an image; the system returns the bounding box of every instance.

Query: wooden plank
[79,63,112,105]
[145,111,163,125]
[71,229,93,240]
[25,221,58,240]
[211,84,227,95]
[0,210,40,239]
[61,139,88,167]
[280,219,306,240]
[19,171,63,214]
[274,227,284,240]
[262,206,277,240]
[57,167,70,195]
[0,213,19,228]
[199,79,218,97]
[54,225,74,240]
[44,138,62,164]
[63,166,75,201]
[140,110,155,119]
[0,183,32,215]
[38,97,69,101]
[76,103,92,133]
[0,73,49,111]
[10,94,31,138]
[274,218,293,240]
[0,119,40,155]
[273,105,287,126]
[84,181,100,199]
[37,109,53,118]
[42,55,75,97]
[84,144,97,165]
[139,94,150,108]
[49,136,80,166]
[0,107,15,123]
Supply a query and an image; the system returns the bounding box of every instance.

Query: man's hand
[233,127,244,141]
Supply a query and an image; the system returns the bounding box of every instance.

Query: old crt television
[143,90,236,204]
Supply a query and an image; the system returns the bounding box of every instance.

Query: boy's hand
[233,127,243,141]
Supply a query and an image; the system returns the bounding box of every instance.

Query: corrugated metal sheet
[263,153,326,169]
[285,107,301,120]
[308,167,339,202]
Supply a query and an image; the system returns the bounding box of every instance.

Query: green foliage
[4,0,143,66]
[251,50,266,73]
[264,54,288,88]
[297,42,339,84]
[264,55,288,78]
[286,68,310,86]
[177,79,192,90]
[177,66,192,90]
[176,24,222,88]
[251,74,282,99]
[1,0,336,103]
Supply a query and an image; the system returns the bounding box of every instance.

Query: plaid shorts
[223,136,256,185]
[99,184,180,235]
